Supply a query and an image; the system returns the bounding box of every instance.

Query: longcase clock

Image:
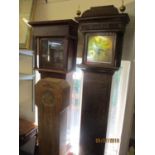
[29,20,78,155]
[75,5,129,155]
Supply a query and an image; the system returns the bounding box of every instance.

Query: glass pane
[40,39,64,69]
[87,35,114,63]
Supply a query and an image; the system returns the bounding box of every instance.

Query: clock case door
[29,19,78,79]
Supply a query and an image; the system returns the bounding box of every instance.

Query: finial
[119,0,126,13]
[76,5,81,17]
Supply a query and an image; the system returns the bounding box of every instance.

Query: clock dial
[40,38,64,69]
[87,35,114,63]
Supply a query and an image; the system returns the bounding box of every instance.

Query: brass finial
[119,0,126,13]
[76,5,81,17]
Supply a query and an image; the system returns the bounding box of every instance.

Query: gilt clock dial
[86,33,116,64]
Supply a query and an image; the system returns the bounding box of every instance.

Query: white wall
[34,0,133,21]
[19,80,35,122]
[19,53,35,122]
[19,0,33,47]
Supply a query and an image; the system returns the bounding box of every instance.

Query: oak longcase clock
[75,5,130,155]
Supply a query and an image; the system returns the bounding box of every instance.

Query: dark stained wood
[80,5,118,17]
[35,78,70,155]
[76,5,129,25]
[29,19,78,27]
[79,71,113,155]
[29,19,78,79]
[75,5,129,70]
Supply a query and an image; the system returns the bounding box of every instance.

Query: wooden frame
[29,19,78,78]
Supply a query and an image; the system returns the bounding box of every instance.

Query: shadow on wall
[122,1,135,61]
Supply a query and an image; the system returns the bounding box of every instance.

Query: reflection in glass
[87,35,114,63]
[40,39,64,69]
